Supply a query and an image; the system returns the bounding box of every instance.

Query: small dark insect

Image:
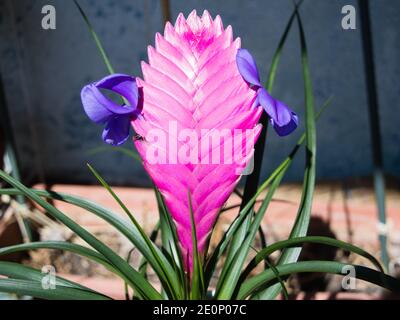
[133,134,145,141]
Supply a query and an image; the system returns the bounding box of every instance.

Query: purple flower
[236,49,298,136]
[80,74,140,146]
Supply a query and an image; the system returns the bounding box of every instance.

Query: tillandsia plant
[0,4,399,300]
[80,10,298,272]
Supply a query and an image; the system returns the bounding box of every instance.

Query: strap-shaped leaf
[0,186,180,298]
[236,236,384,297]
[254,6,317,300]
[156,189,186,292]
[0,170,162,300]
[238,261,400,299]
[0,241,118,276]
[218,210,253,283]
[87,164,182,299]
[0,261,98,292]
[73,0,114,74]
[0,279,110,300]
[240,0,303,211]
[215,169,285,299]
[188,191,205,299]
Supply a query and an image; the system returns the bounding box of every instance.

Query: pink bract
[132,10,262,270]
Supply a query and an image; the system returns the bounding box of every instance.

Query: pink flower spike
[132,11,262,271]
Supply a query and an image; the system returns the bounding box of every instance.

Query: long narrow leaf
[0,170,162,300]
[0,279,111,300]
[0,186,177,297]
[216,169,286,299]
[238,261,400,300]
[74,0,114,74]
[0,261,97,293]
[219,210,253,282]
[255,6,317,300]
[0,241,118,276]
[238,236,384,289]
[87,164,181,299]
[188,191,204,299]
[240,0,303,211]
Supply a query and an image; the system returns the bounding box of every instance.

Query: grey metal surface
[0,0,398,186]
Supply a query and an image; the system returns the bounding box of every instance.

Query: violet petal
[270,100,298,136]
[96,73,139,110]
[236,49,262,87]
[257,87,277,119]
[81,74,137,124]
[258,88,298,136]
[81,84,114,124]
[102,114,132,146]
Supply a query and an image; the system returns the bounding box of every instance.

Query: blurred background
[0,0,399,299]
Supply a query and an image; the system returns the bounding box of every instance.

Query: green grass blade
[0,241,118,275]
[254,6,317,300]
[87,163,181,299]
[239,236,384,288]
[138,221,160,278]
[238,261,400,299]
[266,0,304,92]
[0,279,111,300]
[156,188,183,268]
[0,261,98,293]
[216,169,286,299]
[240,0,303,211]
[218,210,253,284]
[156,188,186,293]
[188,191,204,300]
[73,0,114,74]
[133,222,161,299]
[0,186,177,296]
[0,170,162,300]
[358,0,389,269]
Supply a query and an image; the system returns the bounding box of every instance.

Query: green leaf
[87,163,182,299]
[188,191,205,300]
[125,247,136,300]
[216,169,286,299]
[0,170,162,300]
[0,261,97,292]
[254,5,317,300]
[219,209,253,282]
[0,241,118,275]
[238,261,400,299]
[238,236,384,295]
[156,188,183,270]
[73,0,114,74]
[134,222,161,299]
[266,0,304,92]
[138,221,160,278]
[0,279,111,300]
[240,0,303,213]
[155,188,186,294]
[0,186,175,298]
